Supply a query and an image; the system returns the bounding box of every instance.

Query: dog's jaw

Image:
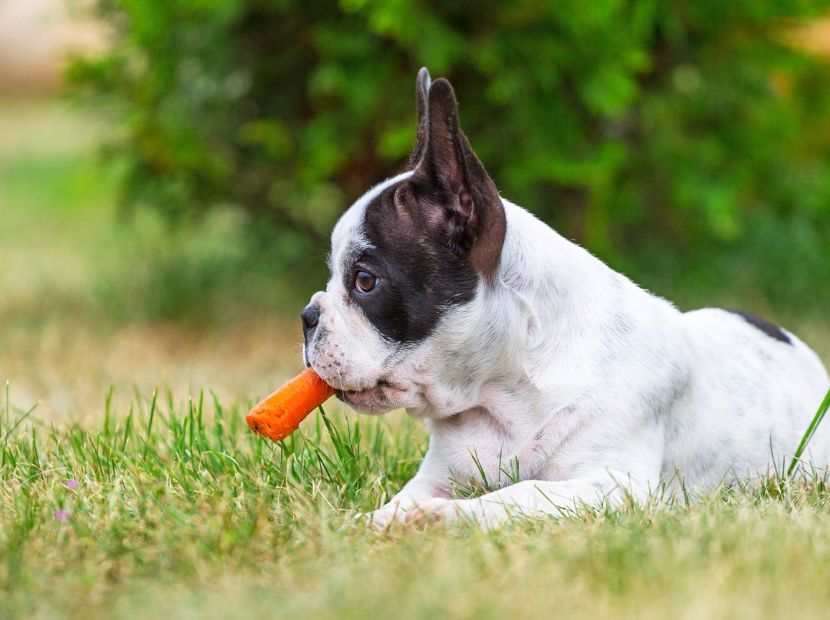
[337,379,412,415]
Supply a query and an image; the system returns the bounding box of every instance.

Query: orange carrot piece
[246,367,335,441]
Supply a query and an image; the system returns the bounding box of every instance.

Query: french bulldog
[301,68,830,529]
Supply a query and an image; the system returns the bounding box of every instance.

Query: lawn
[4,391,830,619]
[2,98,830,619]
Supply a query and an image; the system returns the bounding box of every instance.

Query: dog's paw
[403,498,462,526]
[358,502,410,531]
[404,498,512,531]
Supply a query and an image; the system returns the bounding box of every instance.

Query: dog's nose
[301,303,320,340]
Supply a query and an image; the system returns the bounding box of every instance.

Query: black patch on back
[725,309,792,345]
[343,179,479,344]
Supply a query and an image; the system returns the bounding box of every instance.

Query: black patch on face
[334,70,505,344]
[725,309,792,345]
[342,180,479,344]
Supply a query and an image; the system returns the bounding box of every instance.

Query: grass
[788,388,830,476]
[3,387,830,619]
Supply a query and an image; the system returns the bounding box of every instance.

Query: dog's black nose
[301,303,320,339]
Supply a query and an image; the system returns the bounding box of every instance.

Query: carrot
[245,367,335,441]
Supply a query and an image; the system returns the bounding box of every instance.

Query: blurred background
[2,0,830,419]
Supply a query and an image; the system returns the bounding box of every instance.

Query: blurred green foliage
[69,0,830,312]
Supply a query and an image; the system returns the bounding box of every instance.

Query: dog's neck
[411,199,640,418]
[499,199,618,315]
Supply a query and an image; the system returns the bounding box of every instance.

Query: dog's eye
[354,270,378,294]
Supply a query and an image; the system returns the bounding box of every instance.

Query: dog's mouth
[304,352,408,412]
[337,378,396,400]
[334,378,408,413]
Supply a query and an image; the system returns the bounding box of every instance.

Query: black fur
[343,180,479,343]
[408,67,431,168]
[337,71,505,344]
[725,309,792,345]
[413,78,505,279]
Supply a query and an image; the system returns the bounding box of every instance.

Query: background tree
[70,0,830,310]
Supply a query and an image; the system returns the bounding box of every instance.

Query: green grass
[3,386,830,619]
[788,387,830,476]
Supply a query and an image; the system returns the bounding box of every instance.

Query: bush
[70,0,830,312]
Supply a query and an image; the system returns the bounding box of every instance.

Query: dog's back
[662,308,830,487]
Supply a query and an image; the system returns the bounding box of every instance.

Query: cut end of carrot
[245,367,334,442]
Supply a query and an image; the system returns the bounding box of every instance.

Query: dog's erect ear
[411,77,506,279]
[408,67,432,167]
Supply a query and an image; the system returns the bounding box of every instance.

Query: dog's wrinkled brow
[339,236,371,276]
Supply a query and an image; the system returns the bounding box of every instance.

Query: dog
[301,68,830,529]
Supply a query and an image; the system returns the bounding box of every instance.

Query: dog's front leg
[409,474,649,530]
[361,447,452,530]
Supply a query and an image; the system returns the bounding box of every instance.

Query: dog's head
[302,69,506,415]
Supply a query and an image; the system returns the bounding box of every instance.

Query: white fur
[307,184,830,530]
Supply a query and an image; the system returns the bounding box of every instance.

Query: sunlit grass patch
[3,386,830,619]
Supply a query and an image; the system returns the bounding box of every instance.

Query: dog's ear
[411,77,506,279]
[408,67,431,167]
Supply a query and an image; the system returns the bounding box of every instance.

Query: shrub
[70,0,830,311]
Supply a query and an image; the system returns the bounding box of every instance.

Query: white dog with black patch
[301,68,830,530]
